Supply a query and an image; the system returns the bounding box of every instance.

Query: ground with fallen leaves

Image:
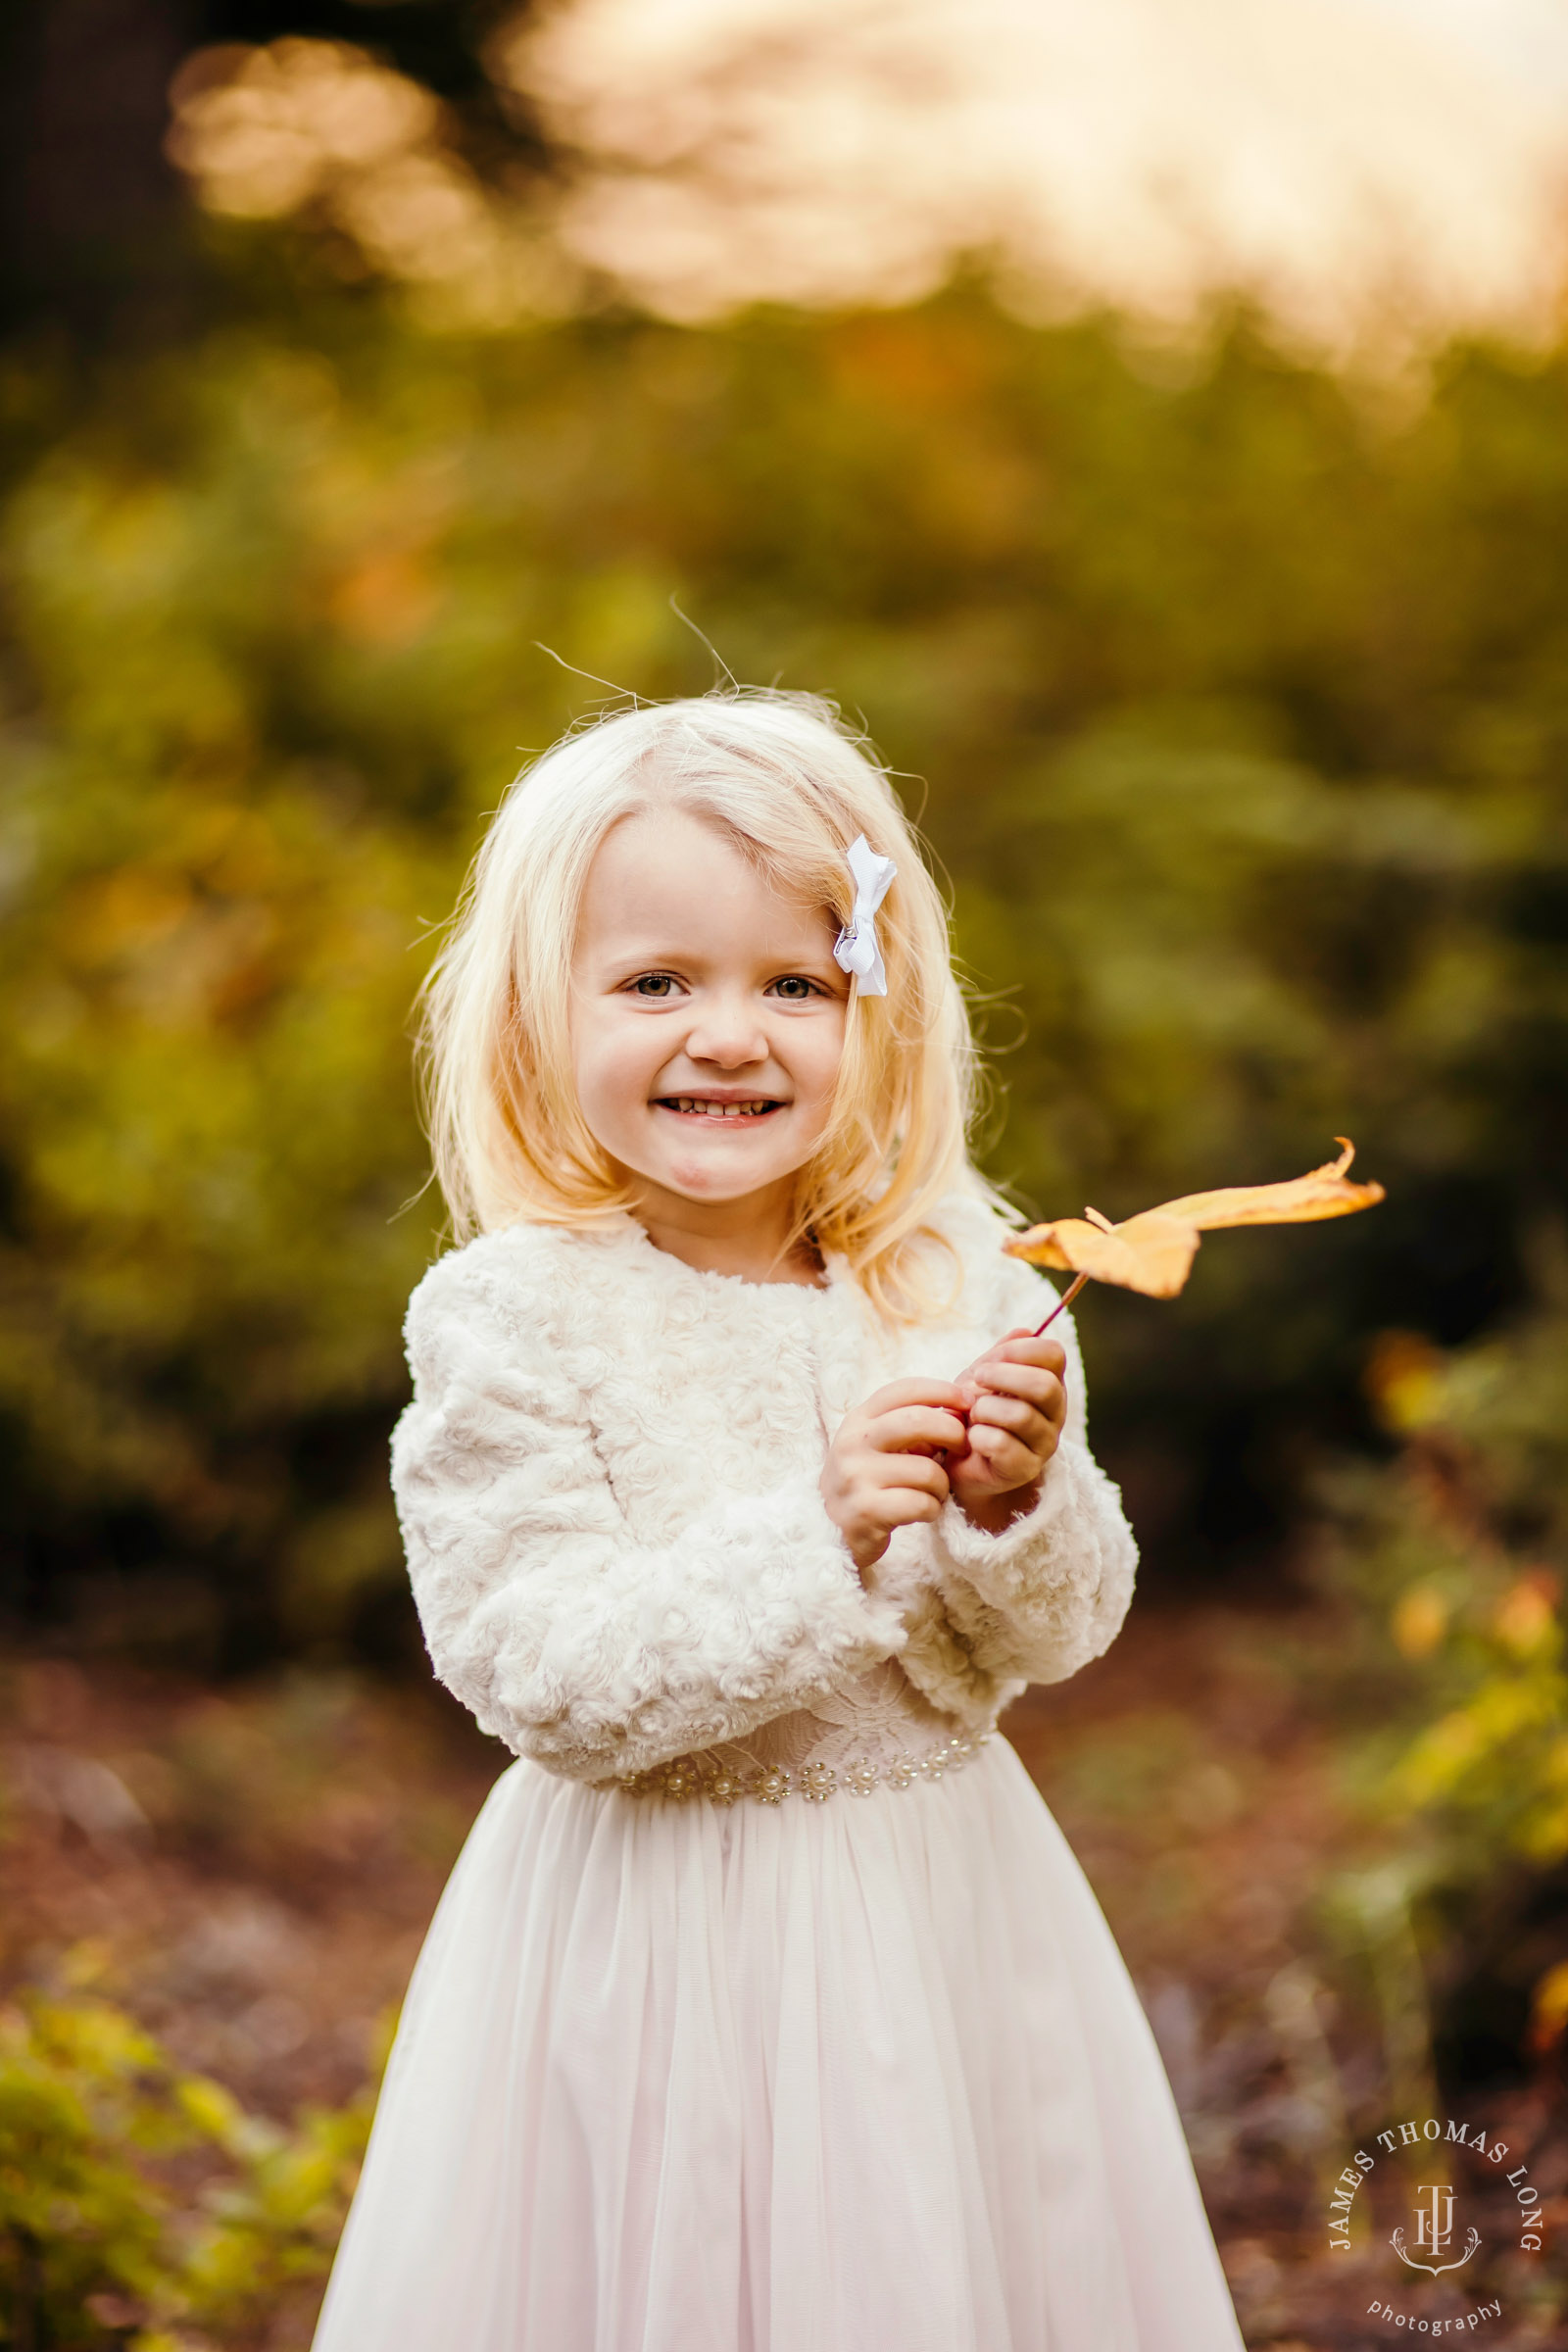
[3,1600,1563,2349]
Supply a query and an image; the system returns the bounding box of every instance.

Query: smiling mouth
[655,1097,783,1119]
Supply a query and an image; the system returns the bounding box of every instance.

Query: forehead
[576,808,835,956]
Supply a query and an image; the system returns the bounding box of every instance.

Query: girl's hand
[947,1330,1068,1531]
[821,1378,969,1575]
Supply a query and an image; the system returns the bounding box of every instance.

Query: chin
[657,1138,796,1187]
[663,1161,788,1200]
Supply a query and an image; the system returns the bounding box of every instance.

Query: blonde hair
[416,688,981,1317]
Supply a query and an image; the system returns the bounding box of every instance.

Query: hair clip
[834,834,897,997]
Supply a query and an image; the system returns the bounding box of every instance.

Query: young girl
[312,691,1247,2352]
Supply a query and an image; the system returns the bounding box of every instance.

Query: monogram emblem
[1390,2182,1481,2277]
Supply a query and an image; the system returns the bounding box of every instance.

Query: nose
[684,988,769,1070]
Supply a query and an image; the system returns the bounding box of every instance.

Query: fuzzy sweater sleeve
[390,1239,910,1783]
[924,1245,1139,1690]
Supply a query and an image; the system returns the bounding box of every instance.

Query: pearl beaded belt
[610,1730,993,1808]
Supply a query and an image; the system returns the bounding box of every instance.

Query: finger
[976,1335,1067,1378]
[956,1341,1063,1408]
[963,1426,1041,1486]
[965,1385,1062,1446]
[859,1377,968,1418]
[968,1393,1053,1446]
[862,1486,947,1531]
[864,1452,951,1500]
[865,1404,971,1455]
[967,1363,1067,1420]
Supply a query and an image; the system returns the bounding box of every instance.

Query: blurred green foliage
[0,275,1565,1648]
[0,1974,370,2348]
[1308,1296,1568,2104]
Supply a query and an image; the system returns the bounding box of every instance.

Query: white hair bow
[834,834,897,997]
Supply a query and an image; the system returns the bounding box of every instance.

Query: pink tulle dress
[310,1200,1247,2352]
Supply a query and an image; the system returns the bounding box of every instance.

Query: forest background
[1,4,1566,2346]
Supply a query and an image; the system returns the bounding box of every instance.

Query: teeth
[662,1099,776,1117]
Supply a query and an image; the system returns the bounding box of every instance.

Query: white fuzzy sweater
[391,1188,1138,1784]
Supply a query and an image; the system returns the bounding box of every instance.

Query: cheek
[572,1017,661,1130]
[791,1014,847,1117]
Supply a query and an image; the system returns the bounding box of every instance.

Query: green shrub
[1308,1303,1568,2105]
[0,1983,371,2350]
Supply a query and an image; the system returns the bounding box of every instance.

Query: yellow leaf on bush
[1519,1798,1568,1867]
[1364,1331,1446,1434]
[1492,1571,1560,1659]
[176,2073,247,2148]
[1392,1585,1449,1660]
[1528,1959,1568,2053]
[1387,1707,1486,1808]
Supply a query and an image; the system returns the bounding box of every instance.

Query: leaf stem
[1033,1269,1089,1336]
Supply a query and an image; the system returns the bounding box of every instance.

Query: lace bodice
[605,1658,991,1806]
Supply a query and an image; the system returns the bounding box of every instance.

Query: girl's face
[569,808,850,1233]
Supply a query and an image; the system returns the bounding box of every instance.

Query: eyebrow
[590,935,841,973]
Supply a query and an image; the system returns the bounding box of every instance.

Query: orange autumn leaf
[1006,1208,1202,1298]
[1146,1138,1388,1232]
[1004,1139,1386,1299]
